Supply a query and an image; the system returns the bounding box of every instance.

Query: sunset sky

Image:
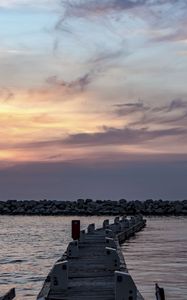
[0,0,187,200]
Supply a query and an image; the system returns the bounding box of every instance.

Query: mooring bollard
[105,247,120,270]
[105,237,117,249]
[67,240,79,258]
[87,223,95,233]
[103,219,109,229]
[50,261,69,291]
[115,271,137,300]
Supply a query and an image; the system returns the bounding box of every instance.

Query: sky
[0,0,187,200]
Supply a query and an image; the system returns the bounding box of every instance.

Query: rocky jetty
[0,199,187,216]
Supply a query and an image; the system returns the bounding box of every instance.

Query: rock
[0,199,186,216]
[174,204,183,214]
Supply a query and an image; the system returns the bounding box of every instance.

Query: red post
[71,220,80,240]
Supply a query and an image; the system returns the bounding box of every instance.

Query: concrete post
[50,261,69,291]
[105,229,115,238]
[121,219,129,230]
[121,216,127,222]
[114,217,120,224]
[67,240,79,258]
[105,237,117,249]
[130,216,136,225]
[115,271,137,300]
[110,223,121,233]
[105,247,120,270]
[103,219,109,229]
[87,223,95,233]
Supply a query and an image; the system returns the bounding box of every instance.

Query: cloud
[60,0,184,20]
[145,1,187,43]
[63,126,186,147]
[56,0,187,46]
[114,101,149,116]
[152,99,187,112]
[46,71,94,92]
[91,49,124,63]
[55,0,146,40]
[115,99,187,127]
[62,0,147,19]
[2,123,185,151]
[1,98,186,152]
[0,87,15,102]
[0,0,57,10]
[53,0,187,79]
[156,99,186,112]
[151,24,187,43]
[55,0,149,37]
[14,70,96,104]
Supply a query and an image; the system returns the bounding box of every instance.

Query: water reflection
[122,217,187,300]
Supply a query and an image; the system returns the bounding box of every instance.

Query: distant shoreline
[0,199,186,216]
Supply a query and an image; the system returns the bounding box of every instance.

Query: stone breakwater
[0,199,187,216]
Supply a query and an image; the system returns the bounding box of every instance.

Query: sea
[0,216,186,300]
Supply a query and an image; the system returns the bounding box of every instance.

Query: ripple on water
[122,217,187,300]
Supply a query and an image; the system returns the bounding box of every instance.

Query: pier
[37,215,146,300]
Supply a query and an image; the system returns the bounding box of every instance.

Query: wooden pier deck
[37,216,146,300]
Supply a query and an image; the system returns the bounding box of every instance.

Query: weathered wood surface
[37,217,146,300]
[0,288,16,300]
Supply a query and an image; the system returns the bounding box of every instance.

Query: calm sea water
[0,216,186,300]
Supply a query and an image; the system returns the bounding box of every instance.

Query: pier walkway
[37,216,146,300]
